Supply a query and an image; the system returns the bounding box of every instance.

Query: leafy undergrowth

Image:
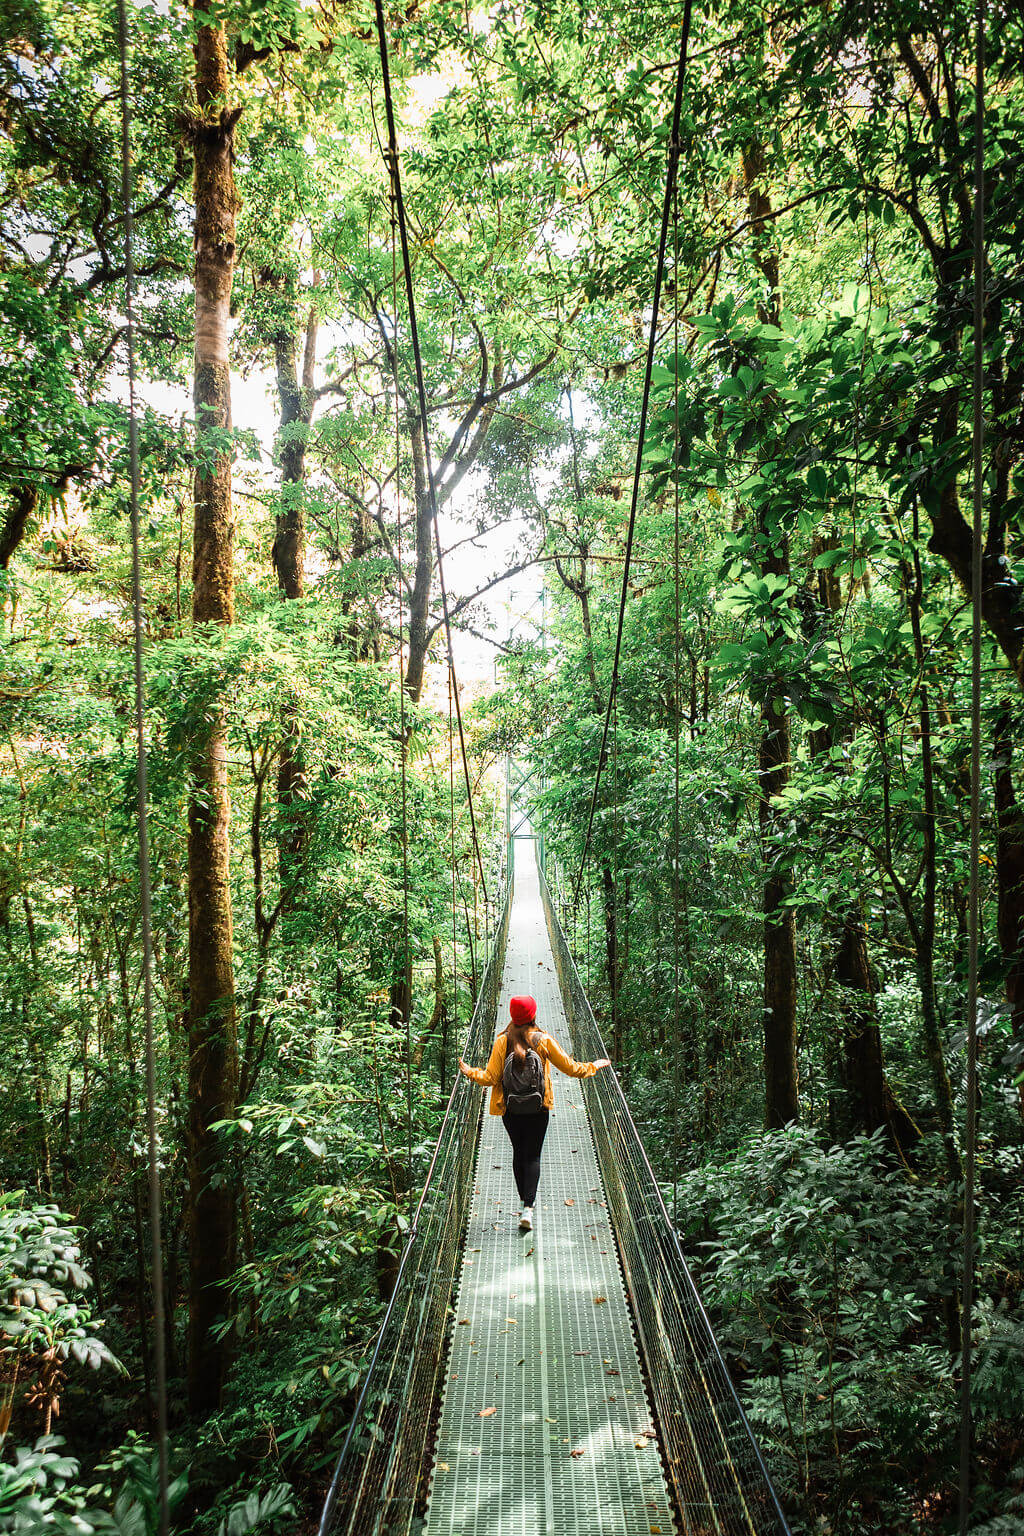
[675,1128,1024,1536]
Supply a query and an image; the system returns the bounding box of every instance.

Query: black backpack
[502,1041,545,1115]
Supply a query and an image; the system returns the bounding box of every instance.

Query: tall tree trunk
[403,412,433,703]
[743,138,798,1128]
[834,912,886,1133]
[760,685,799,1127]
[994,708,1024,1116]
[1,484,38,570]
[399,347,503,700]
[907,539,961,1180]
[834,909,920,1158]
[269,286,316,886]
[807,540,917,1151]
[186,19,240,1419]
[269,292,314,601]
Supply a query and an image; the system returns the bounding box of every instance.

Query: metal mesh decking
[423,843,675,1535]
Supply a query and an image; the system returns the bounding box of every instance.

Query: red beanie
[509,995,537,1025]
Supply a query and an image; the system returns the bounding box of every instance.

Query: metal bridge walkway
[424,844,675,1536]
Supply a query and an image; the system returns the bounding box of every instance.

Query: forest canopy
[1,0,1023,1531]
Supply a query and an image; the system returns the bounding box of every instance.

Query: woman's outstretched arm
[459,1034,504,1086]
[543,1034,610,1078]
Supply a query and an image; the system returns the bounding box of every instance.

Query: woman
[458,994,610,1232]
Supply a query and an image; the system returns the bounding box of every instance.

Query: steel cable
[114,3,169,1529]
[574,0,694,905]
[959,0,986,1526]
[372,0,487,904]
[387,181,415,1187]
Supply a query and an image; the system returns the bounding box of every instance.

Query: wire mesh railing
[539,862,792,1536]
[318,874,513,1536]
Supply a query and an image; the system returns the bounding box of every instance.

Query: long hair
[505,1020,539,1064]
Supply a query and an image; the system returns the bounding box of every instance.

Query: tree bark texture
[833,910,920,1158]
[1,485,38,570]
[270,293,314,600]
[186,19,240,1420]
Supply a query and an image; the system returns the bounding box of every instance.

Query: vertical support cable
[114,5,169,1531]
[611,693,621,1066]
[671,176,682,1221]
[390,186,414,1190]
[372,0,487,905]
[573,0,694,904]
[959,2,985,1528]
[586,886,592,995]
[449,665,458,1094]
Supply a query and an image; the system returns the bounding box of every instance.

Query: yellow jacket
[463,1029,598,1116]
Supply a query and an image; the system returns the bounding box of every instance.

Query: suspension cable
[115,4,169,1530]
[449,666,459,1093]
[959,0,986,1526]
[612,691,620,1059]
[390,184,414,1187]
[372,0,488,905]
[671,174,682,1221]
[573,0,694,905]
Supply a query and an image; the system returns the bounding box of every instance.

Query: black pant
[501,1109,549,1206]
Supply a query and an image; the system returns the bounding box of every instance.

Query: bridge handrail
[539,861,792,1536]
[318,872,514,1536]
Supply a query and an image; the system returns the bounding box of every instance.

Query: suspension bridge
[106,0,989,1517]
[318,840,791,1536]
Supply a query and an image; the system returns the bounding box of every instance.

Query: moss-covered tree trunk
[186,17,240,1419]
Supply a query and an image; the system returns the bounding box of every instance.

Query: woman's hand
[458,1058,469,1075]
[593,1057,611,1070]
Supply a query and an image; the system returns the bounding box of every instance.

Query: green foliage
[214,1484,295,1536]
[4,0,1024,1529]
[675,1128,1017,1528]
[1,1194,123,1433]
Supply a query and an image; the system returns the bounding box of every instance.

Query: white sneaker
[519,1207,533,1232]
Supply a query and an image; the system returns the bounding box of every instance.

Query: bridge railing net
[539,864,792,1536]
[319,876,513,1536]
